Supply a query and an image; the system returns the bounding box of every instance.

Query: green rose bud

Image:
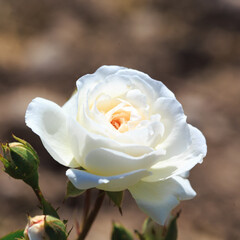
[0,136,39,189]
[24,215,68,240]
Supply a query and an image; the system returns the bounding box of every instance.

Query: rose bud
[24,215,67,240]
[0,136,39,189]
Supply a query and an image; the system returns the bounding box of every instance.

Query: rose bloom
[26,66,207,224]
[24,215,45,240]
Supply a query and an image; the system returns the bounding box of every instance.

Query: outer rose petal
[82,66,175,110]
[114,67,175,99]
[95,65,125,79]
[84,147,165,176]
[143,124,207,182]
[153,97,191,159]
[25,97,78,167]
[128,176,196,225]
[62,92,78,118]
[28,227,43,240]
[66,169,151,192]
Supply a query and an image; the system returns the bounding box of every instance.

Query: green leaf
[0,230,24,240]
[65,181,85,199]
[141,218,165,240]
[111,223,134,240]
[107,191,124,208]
[164,212,180,240]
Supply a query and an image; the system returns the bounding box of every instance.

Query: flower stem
[33,186,44,203]
[82,189,91,228]
[77,190,105,240]
[32,186,60,219]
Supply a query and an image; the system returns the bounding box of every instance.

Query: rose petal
[128,176,196,225]
[95,65,125,78]
[114,114,164,147]
[76,66,125,116]
[66,168,151,191]
[28,226,43,240]
[25,97,78,167]
[88,74,131,100]
[75,66,179,145]
[67,117,159,167]
[115,68,175,99]
[62,92,78,118]
[125,89,148,111]
[77,75,132,138]
[153,97,191,158]
[143,125,207,182]
[84,147,165,176]
[179,171,190,178]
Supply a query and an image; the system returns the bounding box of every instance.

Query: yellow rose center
[94,95,143,133]
[110,109,131,132]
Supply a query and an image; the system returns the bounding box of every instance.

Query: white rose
[25,65,207,225]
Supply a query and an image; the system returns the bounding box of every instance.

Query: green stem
[77,190,105,240]
[32,186,59,219]
[33,186,43,202]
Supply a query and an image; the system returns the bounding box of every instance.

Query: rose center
[95,95,143,133]
[110,109,131,132]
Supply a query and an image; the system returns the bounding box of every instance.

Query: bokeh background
[0,0,240,239]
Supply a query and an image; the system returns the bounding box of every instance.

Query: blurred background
[0,0,240,239]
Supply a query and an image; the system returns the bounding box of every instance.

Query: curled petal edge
[66,168,151,192]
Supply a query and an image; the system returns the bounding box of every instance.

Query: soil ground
[0,1,240,239]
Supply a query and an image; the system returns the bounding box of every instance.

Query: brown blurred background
[0,0,240,239]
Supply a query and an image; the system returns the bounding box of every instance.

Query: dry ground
[0,0,240,239]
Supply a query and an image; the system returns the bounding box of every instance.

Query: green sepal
[138,211,180,240]
[12,135,39,165]
[44,216,68,240]
[41,198,60,219]
[0,229,24,240]
[164,211,180,240]
[111,223,134,240]
[134,230,145,240]
[107,191,124,208]
[141,218,165,240]
[65,180,85,199]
